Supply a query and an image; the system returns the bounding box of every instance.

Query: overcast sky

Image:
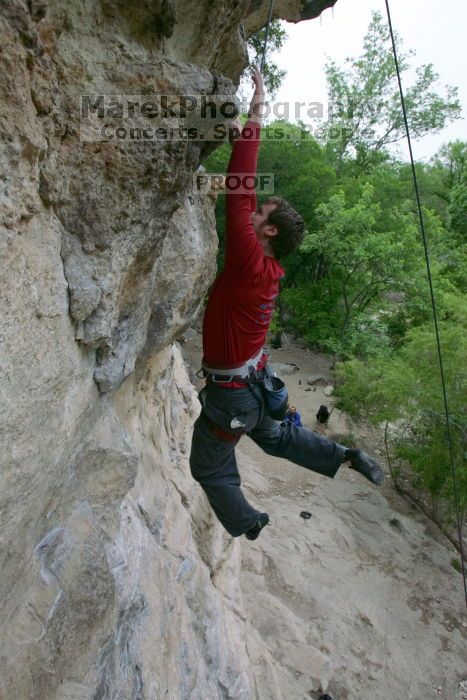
[272,0,466,161]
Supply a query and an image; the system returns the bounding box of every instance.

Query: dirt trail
[181,329,466,700]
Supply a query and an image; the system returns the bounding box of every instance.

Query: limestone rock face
[0,0,335,697]
[244,0,337,34]
[2,345,255,698]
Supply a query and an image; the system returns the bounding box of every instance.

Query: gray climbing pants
[189,381,347,537]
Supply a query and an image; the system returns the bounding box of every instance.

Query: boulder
[307,374,329,386]
[271,362,299,375]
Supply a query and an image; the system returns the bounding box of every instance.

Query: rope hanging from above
[384,0,467,609]
[260,0,275,73]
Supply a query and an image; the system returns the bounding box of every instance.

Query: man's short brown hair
[265,196,305,259]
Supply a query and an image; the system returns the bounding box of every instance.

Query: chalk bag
[262,374,289,421]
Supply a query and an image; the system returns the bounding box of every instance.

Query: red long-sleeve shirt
[202,120,284,367]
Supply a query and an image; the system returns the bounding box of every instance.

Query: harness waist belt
[202,347,264,379]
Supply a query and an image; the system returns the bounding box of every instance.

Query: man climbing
[189,67,384,541]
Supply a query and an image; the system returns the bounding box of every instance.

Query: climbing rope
[260,0,275,73]
[384,0,467,608]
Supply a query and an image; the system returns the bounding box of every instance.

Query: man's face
[251,201,277,235]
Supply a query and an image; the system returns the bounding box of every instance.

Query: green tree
[448,182,467,241]
[258,121,335,231]
[284,183,425,355]
[431,140,467,195]
[336,304,467,529]
[246,19,287,96]
[323,11,461,170]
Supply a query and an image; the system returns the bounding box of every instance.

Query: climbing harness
[199,346,265,381]
[257,366,289,420]
[384,0,467,608]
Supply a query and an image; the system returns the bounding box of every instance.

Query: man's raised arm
[224,68,266,269]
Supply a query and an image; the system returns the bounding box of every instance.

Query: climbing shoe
[345,448,385,485]
[245,513,270,540]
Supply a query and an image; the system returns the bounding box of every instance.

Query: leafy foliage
[336,314,467,523]
[283,184,426,356]
[431,140,467,193]
[323,11,461,170]
[246,20,287,96]
[449,182,467,242]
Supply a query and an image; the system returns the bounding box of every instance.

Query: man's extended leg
[248,415,384,484]
[247,415,347,478]
[189,386,263,537]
